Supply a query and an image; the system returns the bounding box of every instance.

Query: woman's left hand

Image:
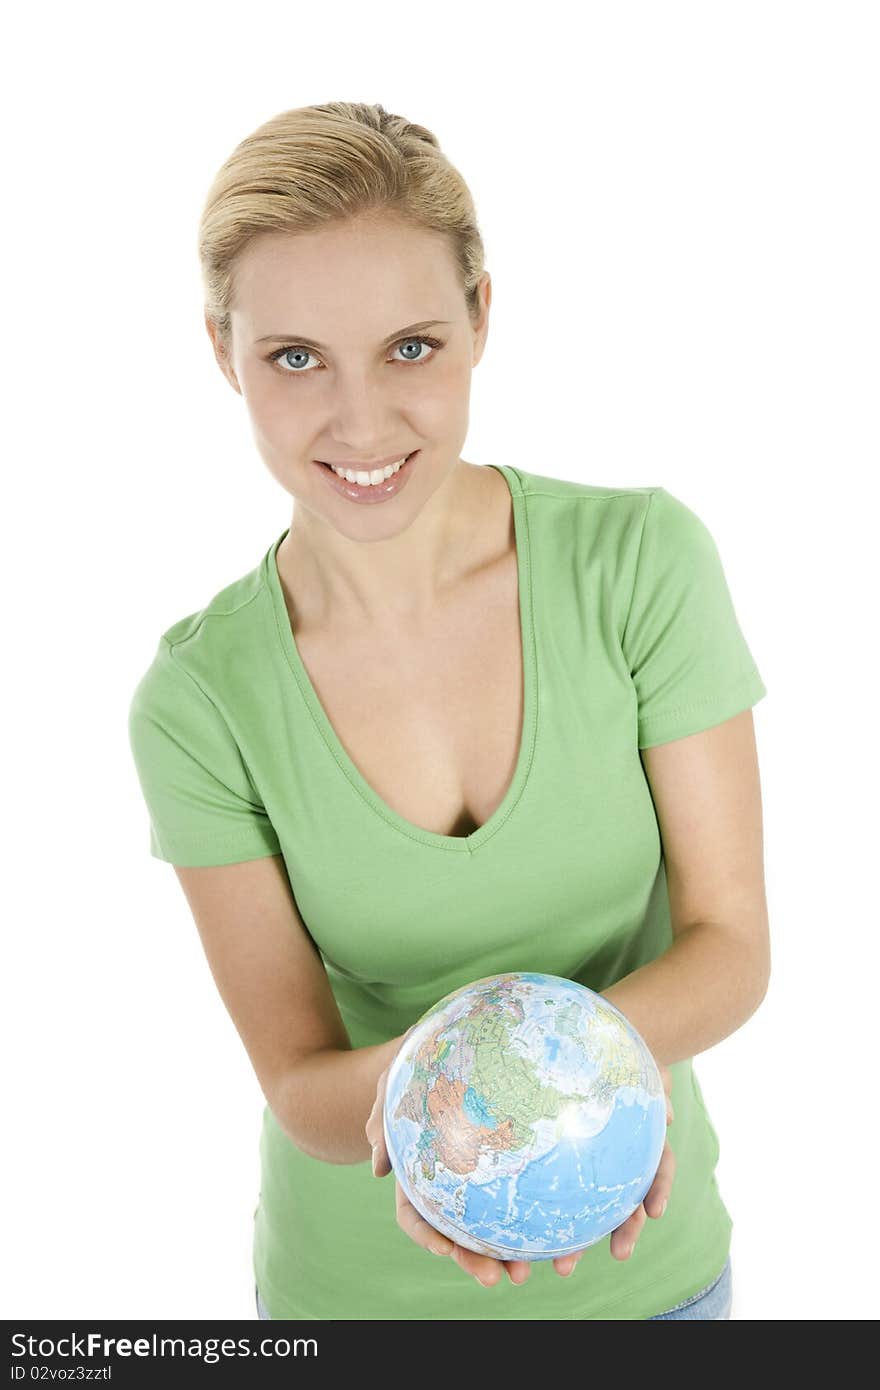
[607,1060,676,1262]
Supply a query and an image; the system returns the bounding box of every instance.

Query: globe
[383,971,667,1262]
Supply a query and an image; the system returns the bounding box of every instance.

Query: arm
[171,852,405,1166]
[603,709,770,1066]
[273,1034,406,1165]
[602,917,767,1067]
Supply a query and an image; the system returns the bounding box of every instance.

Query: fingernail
[371,1144,378,1176]
[660,1198,668,1217]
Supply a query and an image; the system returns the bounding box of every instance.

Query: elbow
[728,928,771,1023]
[740,915,771,1013]
[759,930,772,1001]
[751,946,771,1015]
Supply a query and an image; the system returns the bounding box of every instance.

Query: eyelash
[266,334,445,377]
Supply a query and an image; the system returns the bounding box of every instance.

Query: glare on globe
[383,971,667,1263]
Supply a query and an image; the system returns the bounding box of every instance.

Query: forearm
[270,1033,405,1166]
[600,921,769,1068]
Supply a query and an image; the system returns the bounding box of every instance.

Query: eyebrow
[254,319,453,349]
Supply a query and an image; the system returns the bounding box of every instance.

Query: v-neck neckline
[264,463,537,854]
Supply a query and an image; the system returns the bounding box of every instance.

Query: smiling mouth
[319,458,419,480]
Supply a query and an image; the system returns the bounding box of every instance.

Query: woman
[128,101,769,1320]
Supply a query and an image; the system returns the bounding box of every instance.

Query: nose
[325,372,406,454]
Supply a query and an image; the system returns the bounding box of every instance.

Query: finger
[451,1248,532,1286]
[371,1139,392,1177]
[553,1252,583,1277]
[394,1181,455,1258]
[364,1101,379,1151]
[448,1243,510,1287]
[610,1202,647,1260]
[644,1137,677,1218]
[443,1250,531,1284]
[365,1069,391,1173]
[393,1180,529,1287]
[364,1108,390,1176]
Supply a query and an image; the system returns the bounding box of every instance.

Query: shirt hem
[253,1230,732,1321]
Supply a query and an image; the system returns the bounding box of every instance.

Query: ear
[472,273,492,368]
[204,313,242,395]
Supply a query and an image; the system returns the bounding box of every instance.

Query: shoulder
[508,467,717,565]
[501,463,668,562]
[159,546,274,650]
[505,462,659,509]
[138,537,283,699]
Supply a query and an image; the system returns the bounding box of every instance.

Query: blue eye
[267,334,444,376]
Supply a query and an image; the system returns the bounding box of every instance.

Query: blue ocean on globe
[383,971,667,1262]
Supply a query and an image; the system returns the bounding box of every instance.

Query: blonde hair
[198,101,487,353]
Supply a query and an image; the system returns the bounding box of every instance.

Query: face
[207,214,491,542]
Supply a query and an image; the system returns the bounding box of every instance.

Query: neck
[278,460,503,630]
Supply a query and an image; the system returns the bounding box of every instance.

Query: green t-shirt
[128,464,767,1320]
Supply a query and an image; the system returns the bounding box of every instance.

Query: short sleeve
[127,637,282,867]
[622,488,767,748]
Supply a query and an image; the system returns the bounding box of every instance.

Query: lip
[313,450,420,504]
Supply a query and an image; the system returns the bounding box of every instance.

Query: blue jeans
[646,1254,732,1319]
[255,1254,732,1320]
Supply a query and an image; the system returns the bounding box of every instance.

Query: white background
[4,0,877,1322]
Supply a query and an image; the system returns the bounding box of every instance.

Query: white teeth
[330,456,409,484]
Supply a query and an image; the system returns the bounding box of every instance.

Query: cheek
[249,378,312,436]
[411,359,470,421]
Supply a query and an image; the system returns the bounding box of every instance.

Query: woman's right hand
[364,1032,585,1288]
